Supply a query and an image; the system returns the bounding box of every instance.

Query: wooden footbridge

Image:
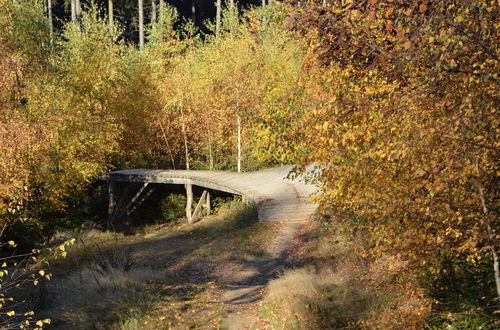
[103,166,318,224]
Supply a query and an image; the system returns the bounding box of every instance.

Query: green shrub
[158,194,186,223]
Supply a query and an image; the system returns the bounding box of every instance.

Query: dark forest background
[50,0,262,41]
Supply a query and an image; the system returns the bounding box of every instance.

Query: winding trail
[106,165,319,328]
[221,222,302,329]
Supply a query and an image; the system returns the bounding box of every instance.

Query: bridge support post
[206,192,211,215]
[185,184,193,224]
[108,181,117,227]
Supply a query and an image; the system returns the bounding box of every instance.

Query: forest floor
[35,201,310,329]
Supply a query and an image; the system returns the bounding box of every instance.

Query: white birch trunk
[475,159,500,301]
[237,115,241,173]
[47,0,53,45]
[71,0,76,22]
[159,0,164,24]
[215,0,221,37]
[108,0,114,33]
[76,0,81,21]
[208,131,214,170]
[151,0,157,24]
[138,0,144,51]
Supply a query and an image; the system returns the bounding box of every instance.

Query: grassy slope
[259,219,500,330]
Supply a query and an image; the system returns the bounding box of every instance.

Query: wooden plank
[115,182,149,222]
[128,187,155,216]
[191,190,208,222]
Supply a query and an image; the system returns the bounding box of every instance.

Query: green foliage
[426,311,498,330]
[159,194,186,223]
[0,0,50,64]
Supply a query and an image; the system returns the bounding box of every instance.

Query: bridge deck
[105,166,318,223]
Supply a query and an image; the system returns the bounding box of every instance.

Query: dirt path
[41,176,316,328]
[221,222,301,329]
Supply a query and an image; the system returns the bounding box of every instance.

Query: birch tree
[47,0,53,45]
[76,0,81,22]
[151,0,157,24]
[159,0,164,24]
[215,0,221,37]
[108,0,113,33]
[71,0,76,22]
[138,0,144,51]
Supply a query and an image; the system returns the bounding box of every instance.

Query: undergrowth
[260,218,430,329]
[260,215,499,329]
[33,199,275,329]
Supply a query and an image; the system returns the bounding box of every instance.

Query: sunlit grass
[37,199,278,329]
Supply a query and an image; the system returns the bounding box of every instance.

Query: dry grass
[261,267,373,329]
[39,247,163,328]
[34,200,277,329]
[260,220,432,329]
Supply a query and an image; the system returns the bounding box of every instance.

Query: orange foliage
[290,0,499,302]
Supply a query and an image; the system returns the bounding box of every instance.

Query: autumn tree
[290,0,499,308]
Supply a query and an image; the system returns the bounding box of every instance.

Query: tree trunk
[180,113,190,171]
[475,158,500,302]
[208,131,214,170]
[180,106,193,223]
[262,0,265,7]
[47,0,53,45]
[159,0,164,24]
[159,121,176,169]
[191,0,196,24]
[76,0,81,22]
[237,114,241,173]
[71,0,76,22]
[215,0,221,37]
[108,0,114,33]
[138,0,144,51]
[151,0,157,24]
